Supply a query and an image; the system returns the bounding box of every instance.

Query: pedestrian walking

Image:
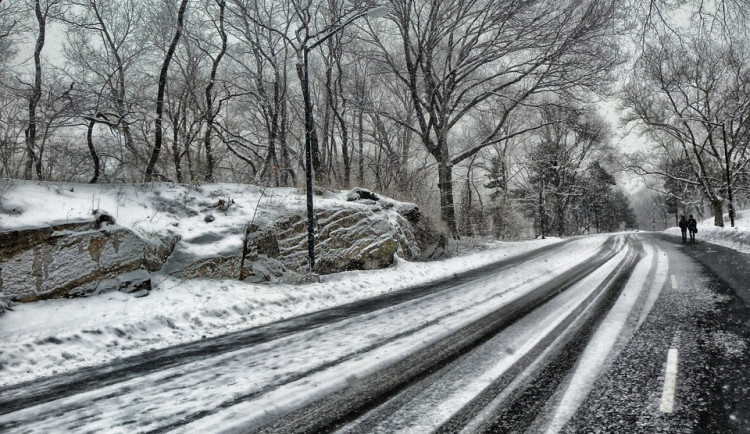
[688,214,698,242]
[678,215,688,242]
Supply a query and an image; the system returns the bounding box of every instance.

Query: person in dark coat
[678,215,688,242]
[687,214,698,242]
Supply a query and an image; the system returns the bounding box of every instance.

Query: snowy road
[2,233,749,433]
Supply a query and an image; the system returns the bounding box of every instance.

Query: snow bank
[0,181,563,387]
[0,180,362,259]
[664,209,750,254]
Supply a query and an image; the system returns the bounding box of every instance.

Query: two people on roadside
[679,214,698,242]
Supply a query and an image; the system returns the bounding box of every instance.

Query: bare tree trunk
[279,96,295,186]
[295,62,323,184]
[144,0,189,182]
[556,196,565,236]
[320,75,331,184]
[711,198,724,227]
[86,118,100,183]
[357,105,364,185]
[202,0,226,183]
[330,53,350,188]
[171,111,183,183]
[539,177,546,239]
[437,158,458,238]
[25,0,46,180]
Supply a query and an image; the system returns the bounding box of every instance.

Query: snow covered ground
[663,209,750,254]
[0,179,571,387]
[0,237,565,388]
[0,235,622,433]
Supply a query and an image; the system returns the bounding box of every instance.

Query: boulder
[346,187,379,202]
[0,192,447,300]
[158,231,244,280]
[93,269,151,295]
[314,212,401,274]
[412,215,448,259]
[243,202,436,275]
[165,252,243,280]
[241,224,281,280]
[0,296,12,316]
[143,232,180,272]
[92,209,116,228]
[243,255,304,284]
[397,203,421,223]
[0,221,148,302]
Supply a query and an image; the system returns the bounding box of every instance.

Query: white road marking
[671,274,678,289]
[660,348,679,413]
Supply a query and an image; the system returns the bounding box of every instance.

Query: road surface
[1,233,748,433]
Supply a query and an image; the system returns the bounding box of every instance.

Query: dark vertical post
[299,6,388,271]
[539,176,545,239]
[303,48,315,271]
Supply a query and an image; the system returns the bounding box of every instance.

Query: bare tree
[23,0,63,180]
[63,0,147,180]
[230,0,297,187]
[200,0,227,182]
[0,1,19,56]
[144,0,190,182]
[371,0,619,236]
[622,27,750,226]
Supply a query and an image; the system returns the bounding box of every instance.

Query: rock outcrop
[243,199,446,276]
[0,191,447,301]
[0,221,148,302]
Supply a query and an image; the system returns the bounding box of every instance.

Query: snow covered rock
[143,232,180,272]
[92,209,116,228]
[397,203,421,223]
[345,187,379,202]
[0,182,448,300]
[93,269,151,295]
[158,230,244,280]
[244,256,304,284]
[0,220,148,302]
[411,213,448,259]
[0,296,12,316]
[243,200,443,275]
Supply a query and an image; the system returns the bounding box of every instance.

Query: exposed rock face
[0,221,148,302]
[0,195,447,301]
[143,233,180,272]
[163,249,243,280]
[397,203,421,223]
[158,230,244,280]
[244,201,447,275]
[411,215,447,259]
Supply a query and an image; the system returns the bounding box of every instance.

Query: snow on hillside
[0,180,414,263]
[664,209,750,254]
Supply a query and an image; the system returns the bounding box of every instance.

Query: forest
[1,0,748,238]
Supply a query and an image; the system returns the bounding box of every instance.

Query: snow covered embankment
[664,210,750,254]
[0,236,563,388]
[0,181,446,303]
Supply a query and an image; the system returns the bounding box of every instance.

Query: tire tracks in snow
[239,236,631,433]
[0,239,574,417]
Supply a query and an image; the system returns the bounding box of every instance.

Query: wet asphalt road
[557,233,750,433]
[288,233,750,433]
[2,233,749,433]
